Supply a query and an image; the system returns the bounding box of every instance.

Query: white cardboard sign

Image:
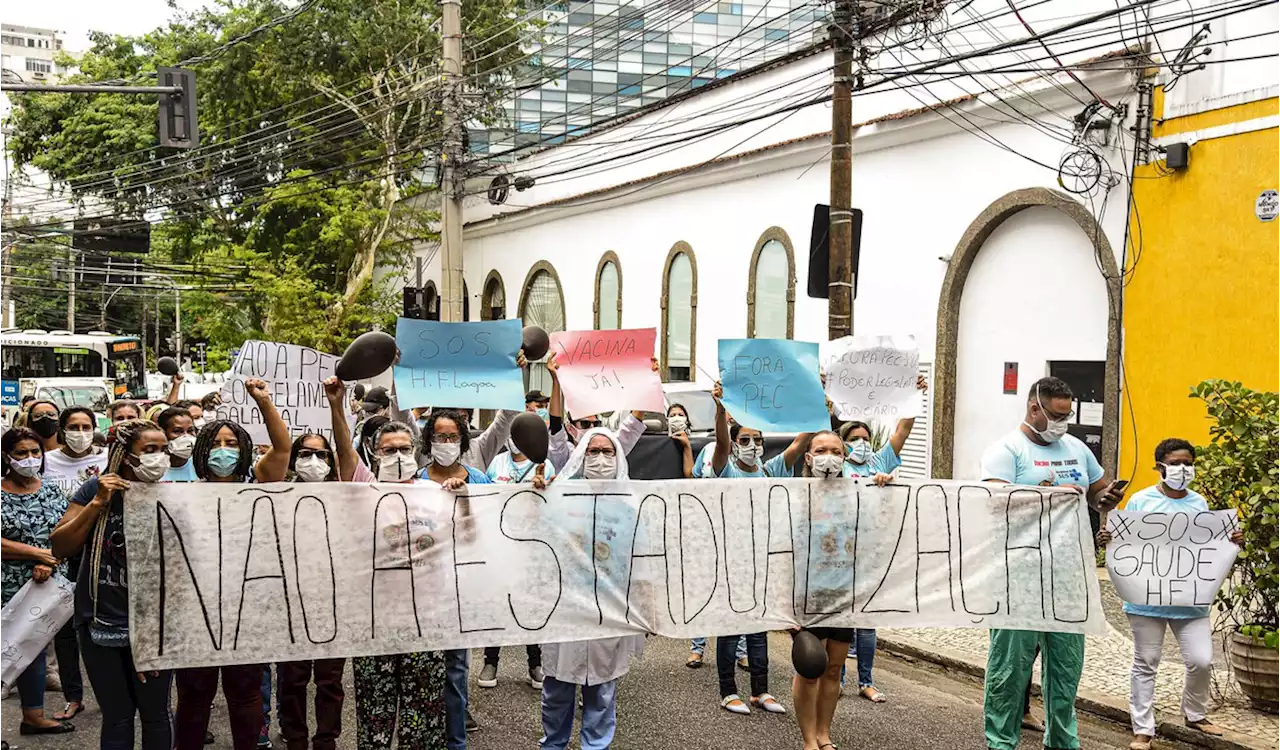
[1,575,75,689]
[217,340,354,445]
[822,334,921,422]
[1106,509,1240,608]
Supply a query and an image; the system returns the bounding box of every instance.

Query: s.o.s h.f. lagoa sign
[123,478,1105,671]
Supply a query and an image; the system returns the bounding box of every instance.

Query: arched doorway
[932,187,1122,479]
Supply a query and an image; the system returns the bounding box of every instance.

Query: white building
[1,24,67,84]
[411,0,1278,480]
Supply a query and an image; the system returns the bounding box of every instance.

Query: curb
[877,635,1271,750]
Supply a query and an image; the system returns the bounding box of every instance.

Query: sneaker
[465,708,480,732]
[257,738,272,749]
[529,665,545,689]
[478,663,499,688]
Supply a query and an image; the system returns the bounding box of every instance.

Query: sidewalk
[876,570,1278,750]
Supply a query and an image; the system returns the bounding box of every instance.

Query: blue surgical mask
[847,439,872,464]
[536,407,549,425]
[207,447,240,478]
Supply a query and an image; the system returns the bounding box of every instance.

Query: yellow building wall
[1120,91,1279,495]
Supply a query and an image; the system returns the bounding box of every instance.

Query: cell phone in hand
[1111,479,1129,493]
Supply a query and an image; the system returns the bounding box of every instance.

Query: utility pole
[438,0,465,322]
[173,285,182,360]
[827,0,856,340]
[66,247,76,332]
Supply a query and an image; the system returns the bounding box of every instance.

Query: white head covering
[559,427,629,480]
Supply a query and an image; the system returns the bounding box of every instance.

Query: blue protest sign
[393,318,525,410]
[717,338,828,433]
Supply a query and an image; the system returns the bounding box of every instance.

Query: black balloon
[791,630,827,679]
[157,356,180,376]
[336,331,398,381]
[522,325,550,361]
[510,412,549,465]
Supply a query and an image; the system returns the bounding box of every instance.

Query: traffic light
[158,67,198,149]
[403,286,425,319]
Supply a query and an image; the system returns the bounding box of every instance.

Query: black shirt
[69,477,129,630]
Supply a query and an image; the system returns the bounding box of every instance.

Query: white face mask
[1025,386,1070,444]
[168,434,196,460]
[506,437,524,458]
[132,452,171,483]
[7,456,41,478]
[583,453,617,479]
[63,430,94,453]
[847,439,872,464]
[668,415,689,434]
[193,418,207,430]
[810,454,844,479]
[733,442,761,467]
[377,452,419,483]
[431,442,461,467]
[295,456,331,483]
[1161,463,1195,492]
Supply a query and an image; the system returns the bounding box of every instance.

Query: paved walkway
[878,570,1277,749]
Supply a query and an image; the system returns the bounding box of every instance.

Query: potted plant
[1191,379,1279,711]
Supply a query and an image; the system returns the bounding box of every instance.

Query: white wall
[951,207,1111,480]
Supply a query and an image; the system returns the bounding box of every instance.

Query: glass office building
[468,0,830,158]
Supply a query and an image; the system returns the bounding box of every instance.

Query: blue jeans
[15,646,47,710]
[260,665,278,734]
[540,676,617,750]
[692,636,746,659]
[841,628,877,688]
[717,633,769,698]
[444,649,469,750]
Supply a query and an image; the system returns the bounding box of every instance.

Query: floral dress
[1,482,69,605]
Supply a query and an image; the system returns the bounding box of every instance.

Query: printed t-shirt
[486,451,557,483]
[43,449,108,498]
[980,429,1103,487]
[69,477,129,630]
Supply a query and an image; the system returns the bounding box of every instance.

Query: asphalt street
[3,634,1196,750]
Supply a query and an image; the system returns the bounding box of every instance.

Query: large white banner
[124,479,1106,671]
[217,340,354,444]
[1,574,75,689]
[1105,509,1240,608]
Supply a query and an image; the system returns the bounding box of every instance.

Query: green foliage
[1190,379,1279,643]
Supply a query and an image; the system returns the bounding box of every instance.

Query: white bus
[1,329,147,424]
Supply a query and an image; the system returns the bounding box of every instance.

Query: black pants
[77,625,173,750]
[277,659,345,750]
[1023,643,1041,715]
[717,633,769,698]
[483,644,541,668]
[54,619,84,704]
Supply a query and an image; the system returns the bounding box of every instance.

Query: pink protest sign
[549,328,665,419]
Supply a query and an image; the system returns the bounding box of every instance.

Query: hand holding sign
[1105,509,1240,608]
[717,338,828,433]
[822,335,921,422]
[218,341,352,445]
[549,328,664,418]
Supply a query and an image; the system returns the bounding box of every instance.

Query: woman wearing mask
[106,401,140,425]
[666,404,696,480]
[155,406,200,482]
[540,428,645,750]
[50,419,174,747]
[2,427,75,736]
[544,354,650,471]
[41,406,104,721]
[175,379,291,750]
[708,382,809,716]
[791,431,890,750]
[1096,438,1243,750]
[23,400,61,454]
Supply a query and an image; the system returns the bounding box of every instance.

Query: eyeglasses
[430,433,462,444]
[297,449,331,460]
[575,420,602,429]
[585,447,616,457]
[377,445,415,457]
[735,436,764,446]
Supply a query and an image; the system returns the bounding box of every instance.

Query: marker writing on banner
[1106,510,1239,607]
[407,329,498,394]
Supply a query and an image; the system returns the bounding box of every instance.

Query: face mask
[7,456,41,478]
[31,415,59,439]
[207,447,240,478]
[377,453,418,482]
[431,442,461,467]
[811,454,844,478]
[668,416,689,434]
[295,456,331,483]
[733,442,761,467]
[1161,464,1195,492]
[64,430,94,453]
[847,439,872,464]
[168,434,196,460]
[584,453,617,479]
[193,418,206,430]
[132,452,171,483]
[1024,386,1070,444]
[535,408,550,425]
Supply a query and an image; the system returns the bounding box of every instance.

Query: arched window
[660,242,697,382]
[594,251,622,330]
[481,271,506,320]
[518,261,566,393]
[424,281,440,321]
[747,227,796,338]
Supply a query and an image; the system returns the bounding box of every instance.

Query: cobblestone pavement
[879,571,1278,747]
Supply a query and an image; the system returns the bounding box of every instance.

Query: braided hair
[288,433,338,482]
[191,419,255,481]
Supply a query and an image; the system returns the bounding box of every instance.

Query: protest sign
[717,339,828,433]
[1,574,75,689]
[549,328,663,418]
[1106,509,1240,608]
[393,318,524,410]
[822,335,921,422]
[124,479,1105,671]
[217,340,353,445]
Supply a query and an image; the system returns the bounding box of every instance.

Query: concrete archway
[931,187,1122,478]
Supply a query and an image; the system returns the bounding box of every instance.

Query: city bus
[1,329,147,426]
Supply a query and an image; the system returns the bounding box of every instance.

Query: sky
[3,0,211,53]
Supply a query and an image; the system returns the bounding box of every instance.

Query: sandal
[860,686,887,703]
[54,700,85,720]
[751,693,787,714]
[686,651,704,668]
[1021,713,1045,732]
[19,721,75,735]
[721,694,750,715]
[1185,719,1224,736]
[1128,735,1153,750]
